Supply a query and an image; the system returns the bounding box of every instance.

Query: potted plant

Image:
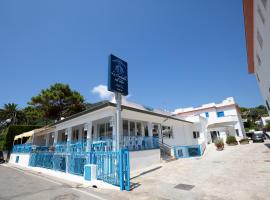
[214,139,224,151]
[226,136,238,146]
[239,138,249,145]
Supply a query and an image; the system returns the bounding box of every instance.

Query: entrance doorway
[210,131,220,142]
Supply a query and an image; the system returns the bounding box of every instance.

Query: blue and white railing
[28,148,130,191]
[89,149,130,191]
[123,136,159,151]
[12,143,32,153]
[29,152,66,172]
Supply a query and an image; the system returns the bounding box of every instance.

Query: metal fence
[12,143,32,153]
[28,149,130,191]
[29,152,66,172]
[123,136,159,151]
[89,149,130,191]
[68,153,86,176]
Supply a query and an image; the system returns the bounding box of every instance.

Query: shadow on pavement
[131,166,162,180]
[264,143,270,149]
[129,182,141,191]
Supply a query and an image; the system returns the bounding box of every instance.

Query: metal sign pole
[115,92,122,151]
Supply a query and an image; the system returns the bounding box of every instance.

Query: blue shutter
[217,111,224,117]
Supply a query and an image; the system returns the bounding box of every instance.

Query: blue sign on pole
[108,54,128,96]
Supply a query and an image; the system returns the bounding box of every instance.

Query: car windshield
[255,134,263,137]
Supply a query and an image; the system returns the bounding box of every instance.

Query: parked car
[246,132,254,139]
[0,151,4,164]
[252,132,265,143]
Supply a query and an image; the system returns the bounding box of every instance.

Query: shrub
[239,138,249,144]
[214,138,224,150]
[226,136,238,145]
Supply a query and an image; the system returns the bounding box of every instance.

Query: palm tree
[0,103,20,125]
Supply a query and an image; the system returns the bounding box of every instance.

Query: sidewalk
[98,142,270,200]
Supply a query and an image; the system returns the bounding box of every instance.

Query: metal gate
[89,148,130,191]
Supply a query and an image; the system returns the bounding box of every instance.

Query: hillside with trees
[240,105,269,131]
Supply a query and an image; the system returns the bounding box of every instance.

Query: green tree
[28,83,86,120]
[0,103,24,125]
[22,106,52,126]
[240,105,268,131]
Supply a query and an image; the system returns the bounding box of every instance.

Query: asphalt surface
[0,165,111,200]
[1,142,270,200]
[98,141,270,200]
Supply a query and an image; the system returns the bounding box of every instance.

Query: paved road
[1,142,270,200]
[0,165,110,200]
[99,141,270,200]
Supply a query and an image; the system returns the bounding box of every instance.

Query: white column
[158,124,162,138]
[78,127,83,141]
[147,122,153,137]
[135,122,137,137]
[142,123,145,137]
[66,127,72,173]
[85,122,92,152]
[66,127,72,144]
[94,124,98,139]
[128,121,130,136]
[112,116,117,151]
[53,131,58,145]
[45,133,50,146]
[147,122,153,148]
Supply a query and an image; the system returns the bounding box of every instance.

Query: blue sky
[0,0,263,111]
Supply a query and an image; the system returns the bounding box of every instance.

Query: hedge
[0,125,41,151]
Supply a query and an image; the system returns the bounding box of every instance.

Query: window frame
[217,111,225,118]
[193,131,200,139]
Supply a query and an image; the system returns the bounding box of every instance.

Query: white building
[261,116,270,126]
[10,100,209,190]
[175,97,246,143]
[243,0,270,115]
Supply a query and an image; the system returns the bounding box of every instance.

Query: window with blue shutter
[205,112,209,118]
[217,111,225,118]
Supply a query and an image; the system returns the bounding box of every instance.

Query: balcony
[207,115,239,128]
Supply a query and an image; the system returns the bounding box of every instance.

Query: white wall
[129,149,160,172]
[253,0,270,115]
[53,105,206,149]
[178,103,245,138]
[9,153,30,167]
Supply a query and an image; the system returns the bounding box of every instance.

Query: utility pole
[115,92,122,150]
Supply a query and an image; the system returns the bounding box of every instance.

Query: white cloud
[173,108,183,115]
[92,84,132,102]
[91,85,113,100]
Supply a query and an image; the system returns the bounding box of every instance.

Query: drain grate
[174,183,195,191]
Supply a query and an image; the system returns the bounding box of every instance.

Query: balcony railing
[12,143,32,153]
[13,136,160,154]
[123,136,159,151]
